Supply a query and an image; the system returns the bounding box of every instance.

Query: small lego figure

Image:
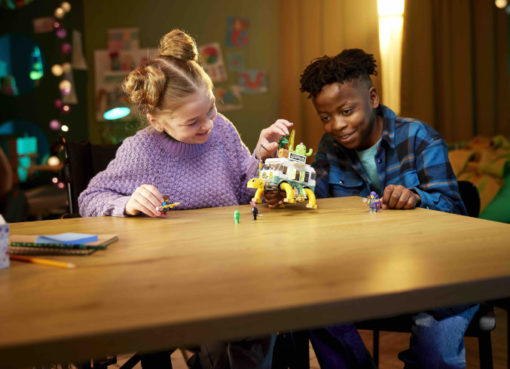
[157,195,181,214]
[250,201,258,220]
[363,191,383,213]
[234,210,240,224]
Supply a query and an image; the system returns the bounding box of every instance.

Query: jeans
[399,304,479,369]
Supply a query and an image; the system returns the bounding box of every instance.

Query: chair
[355,180,496,369]
[60,137,192,369]
[59,137,120,217]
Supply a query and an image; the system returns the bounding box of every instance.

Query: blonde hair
[123,29,213,115]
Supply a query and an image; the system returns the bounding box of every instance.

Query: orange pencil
[10,255,76,269]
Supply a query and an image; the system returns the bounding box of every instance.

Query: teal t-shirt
[356,140,381,193]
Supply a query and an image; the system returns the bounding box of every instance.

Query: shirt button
[339,180,344,184]
[377,159,382,164]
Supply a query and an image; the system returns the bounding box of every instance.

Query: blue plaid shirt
[312,105,467,215]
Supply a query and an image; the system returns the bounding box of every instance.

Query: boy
[270,49,478,368]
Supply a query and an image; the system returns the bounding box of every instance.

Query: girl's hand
[255,119,294,161]
[382,184,421,209]
[125,184,165,217]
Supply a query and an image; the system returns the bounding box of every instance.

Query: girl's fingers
[138,187,163,209]
[134,197,160,217]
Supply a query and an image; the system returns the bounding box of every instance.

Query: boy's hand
[125,184,165,217]
[255,119,294,160]
[263,190,286,208]
[382,184,421,209]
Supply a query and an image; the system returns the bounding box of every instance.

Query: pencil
[10,255,76,269]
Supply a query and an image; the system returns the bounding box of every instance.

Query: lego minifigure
[157,195,181,214]
[250,201,258,220]
[363,191,383,213]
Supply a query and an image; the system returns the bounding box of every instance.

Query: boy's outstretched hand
[125,184,165,217]
[382,184,421,210]
[255,119,293,161]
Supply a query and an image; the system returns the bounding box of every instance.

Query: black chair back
[458,180,480,217]
[60,137,120,216]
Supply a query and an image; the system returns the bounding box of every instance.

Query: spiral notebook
[9,234,118,256]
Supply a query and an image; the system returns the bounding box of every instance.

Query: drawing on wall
[227,53,244,72]
[214,85,243,111]
[238,70,267,93]
[198,43,227,82]
[107,28,140,53]
[226,17,250,47]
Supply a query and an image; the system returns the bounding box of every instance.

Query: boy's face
[312,79,382,150]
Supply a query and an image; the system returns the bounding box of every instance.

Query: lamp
[103,90,130,120]
[377,0,405,114]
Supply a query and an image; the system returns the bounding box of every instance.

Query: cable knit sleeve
[78,133,154,217]
[217,115,259,205]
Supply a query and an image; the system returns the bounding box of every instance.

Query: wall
[83,0,280,151]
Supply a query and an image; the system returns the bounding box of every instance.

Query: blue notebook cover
[35,233,99,245]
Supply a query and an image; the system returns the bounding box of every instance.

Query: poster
[238,70,267,93]
[226,17,250,47]
[107,28,140,53]
[227,53,244,72]
[214,85,243,111]
[198,43,227,82]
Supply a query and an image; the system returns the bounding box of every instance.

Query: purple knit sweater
[78,114,259,217]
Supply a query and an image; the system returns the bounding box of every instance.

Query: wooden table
[2,197,510,368]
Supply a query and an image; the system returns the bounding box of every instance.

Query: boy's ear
[369,86,380,109]
[146,113,162,131]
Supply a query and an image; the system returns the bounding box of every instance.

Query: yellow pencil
[10,255,76,269]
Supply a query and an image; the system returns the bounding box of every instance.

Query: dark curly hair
[300,49,377,98]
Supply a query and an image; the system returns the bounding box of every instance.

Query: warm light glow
[378,0,405,16]
[51,64,63,77]
[62,62,72,72]
[378,0,405,114]
[57,182,65,189]
[54,7,65,19]
[52,177,59,184]
[61,1,71,12]
[495,0,508,8]
[48,156,61,166]
[61,125,69,132]
[59,80,72,95]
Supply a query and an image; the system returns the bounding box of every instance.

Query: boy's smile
[313,79,383,150]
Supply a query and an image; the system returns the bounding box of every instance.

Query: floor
[112,307,508,369]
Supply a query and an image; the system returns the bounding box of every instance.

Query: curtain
[279,0,382,150]
[401,0,510,143]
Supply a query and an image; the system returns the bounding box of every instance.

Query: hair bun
[123,65,166,113]
[159,29,198,62]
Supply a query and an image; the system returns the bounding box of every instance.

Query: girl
[78,29,290,369]
[79,30,290,218]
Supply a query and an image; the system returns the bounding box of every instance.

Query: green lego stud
[234,210,240,224]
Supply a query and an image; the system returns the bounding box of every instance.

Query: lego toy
[363,191,383,213]
[157,195,181,214]
[250,201,259,220]
[234,210,240,224]
[247,130,318,209]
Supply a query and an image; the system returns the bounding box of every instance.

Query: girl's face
[312,79,382,150]
[149,87,217,144]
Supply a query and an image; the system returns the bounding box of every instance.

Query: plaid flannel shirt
[312,105,467,215]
